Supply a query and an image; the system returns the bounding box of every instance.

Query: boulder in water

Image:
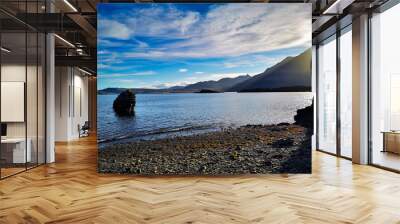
[113,90,136,116]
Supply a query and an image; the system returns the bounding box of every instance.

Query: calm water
[98,92,313,145]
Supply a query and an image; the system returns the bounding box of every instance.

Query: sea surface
[97,92,313,145]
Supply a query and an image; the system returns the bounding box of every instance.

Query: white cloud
[136,40,149,48]
[179,68,188,73]
[98,19,134,40]
[140,72,248,89]
[99,71,156,78]
[98,50,111,55]
[152,83,170,89]
[223,61,255,69]
[98,4,311,88]
[151,82,190,89]
[98,63,109,69]
[125,6,200,37]
[223,55,285,68]
[160,72,249,88]
[205,73,249,81]
[104,4,311,60]
[103,72,252,89]
[102,79,148,89]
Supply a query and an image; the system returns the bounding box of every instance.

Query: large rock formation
[294,101,313,128]
[113,90,136,116]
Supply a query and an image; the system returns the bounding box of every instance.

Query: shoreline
[98,123,312,175]
[98,91,312,95]
[98,124,222,145]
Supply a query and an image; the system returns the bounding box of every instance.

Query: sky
[97,3,311,90]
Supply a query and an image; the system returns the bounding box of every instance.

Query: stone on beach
[99,103,314,175]
[98,123,311,175]
[294,101,313,128]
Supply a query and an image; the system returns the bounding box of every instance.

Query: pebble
[98,124,311,175]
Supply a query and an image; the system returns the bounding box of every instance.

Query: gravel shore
[98,123,312,175]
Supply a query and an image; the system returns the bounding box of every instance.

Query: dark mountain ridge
[182,75,251,92]
[228,49,311,92]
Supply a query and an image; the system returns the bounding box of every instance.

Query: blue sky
[98,3,311,89]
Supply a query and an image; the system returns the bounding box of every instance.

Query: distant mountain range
[180,75,251,92]
[98,48,311,95]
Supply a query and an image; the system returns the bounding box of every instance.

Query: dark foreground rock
[98,123,311,175]
[294,101,313,128]
[113,90,136,116]
[281,102,313,173]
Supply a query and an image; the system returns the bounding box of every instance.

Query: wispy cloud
[97,4,311,89]
[151,82,190,89]
[98,19,134,40]
[202,73,248,81]
[100,4,310,60]
[98,63,110,69]
[99,71,156,78]
[223,54,285,69]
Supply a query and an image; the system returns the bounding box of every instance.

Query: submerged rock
[113,90,136,116]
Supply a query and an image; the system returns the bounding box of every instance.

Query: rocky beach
[98,104,313,175]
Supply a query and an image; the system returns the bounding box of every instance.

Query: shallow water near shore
[97,92,313,145]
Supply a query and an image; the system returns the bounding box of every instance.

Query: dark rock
[272,154,283,159]
[270,126,282,132]
[294,101,313,128]
[113,90,136,116]
[271,138,294,148]
[196,89,221,93]
[277,122,290,126]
